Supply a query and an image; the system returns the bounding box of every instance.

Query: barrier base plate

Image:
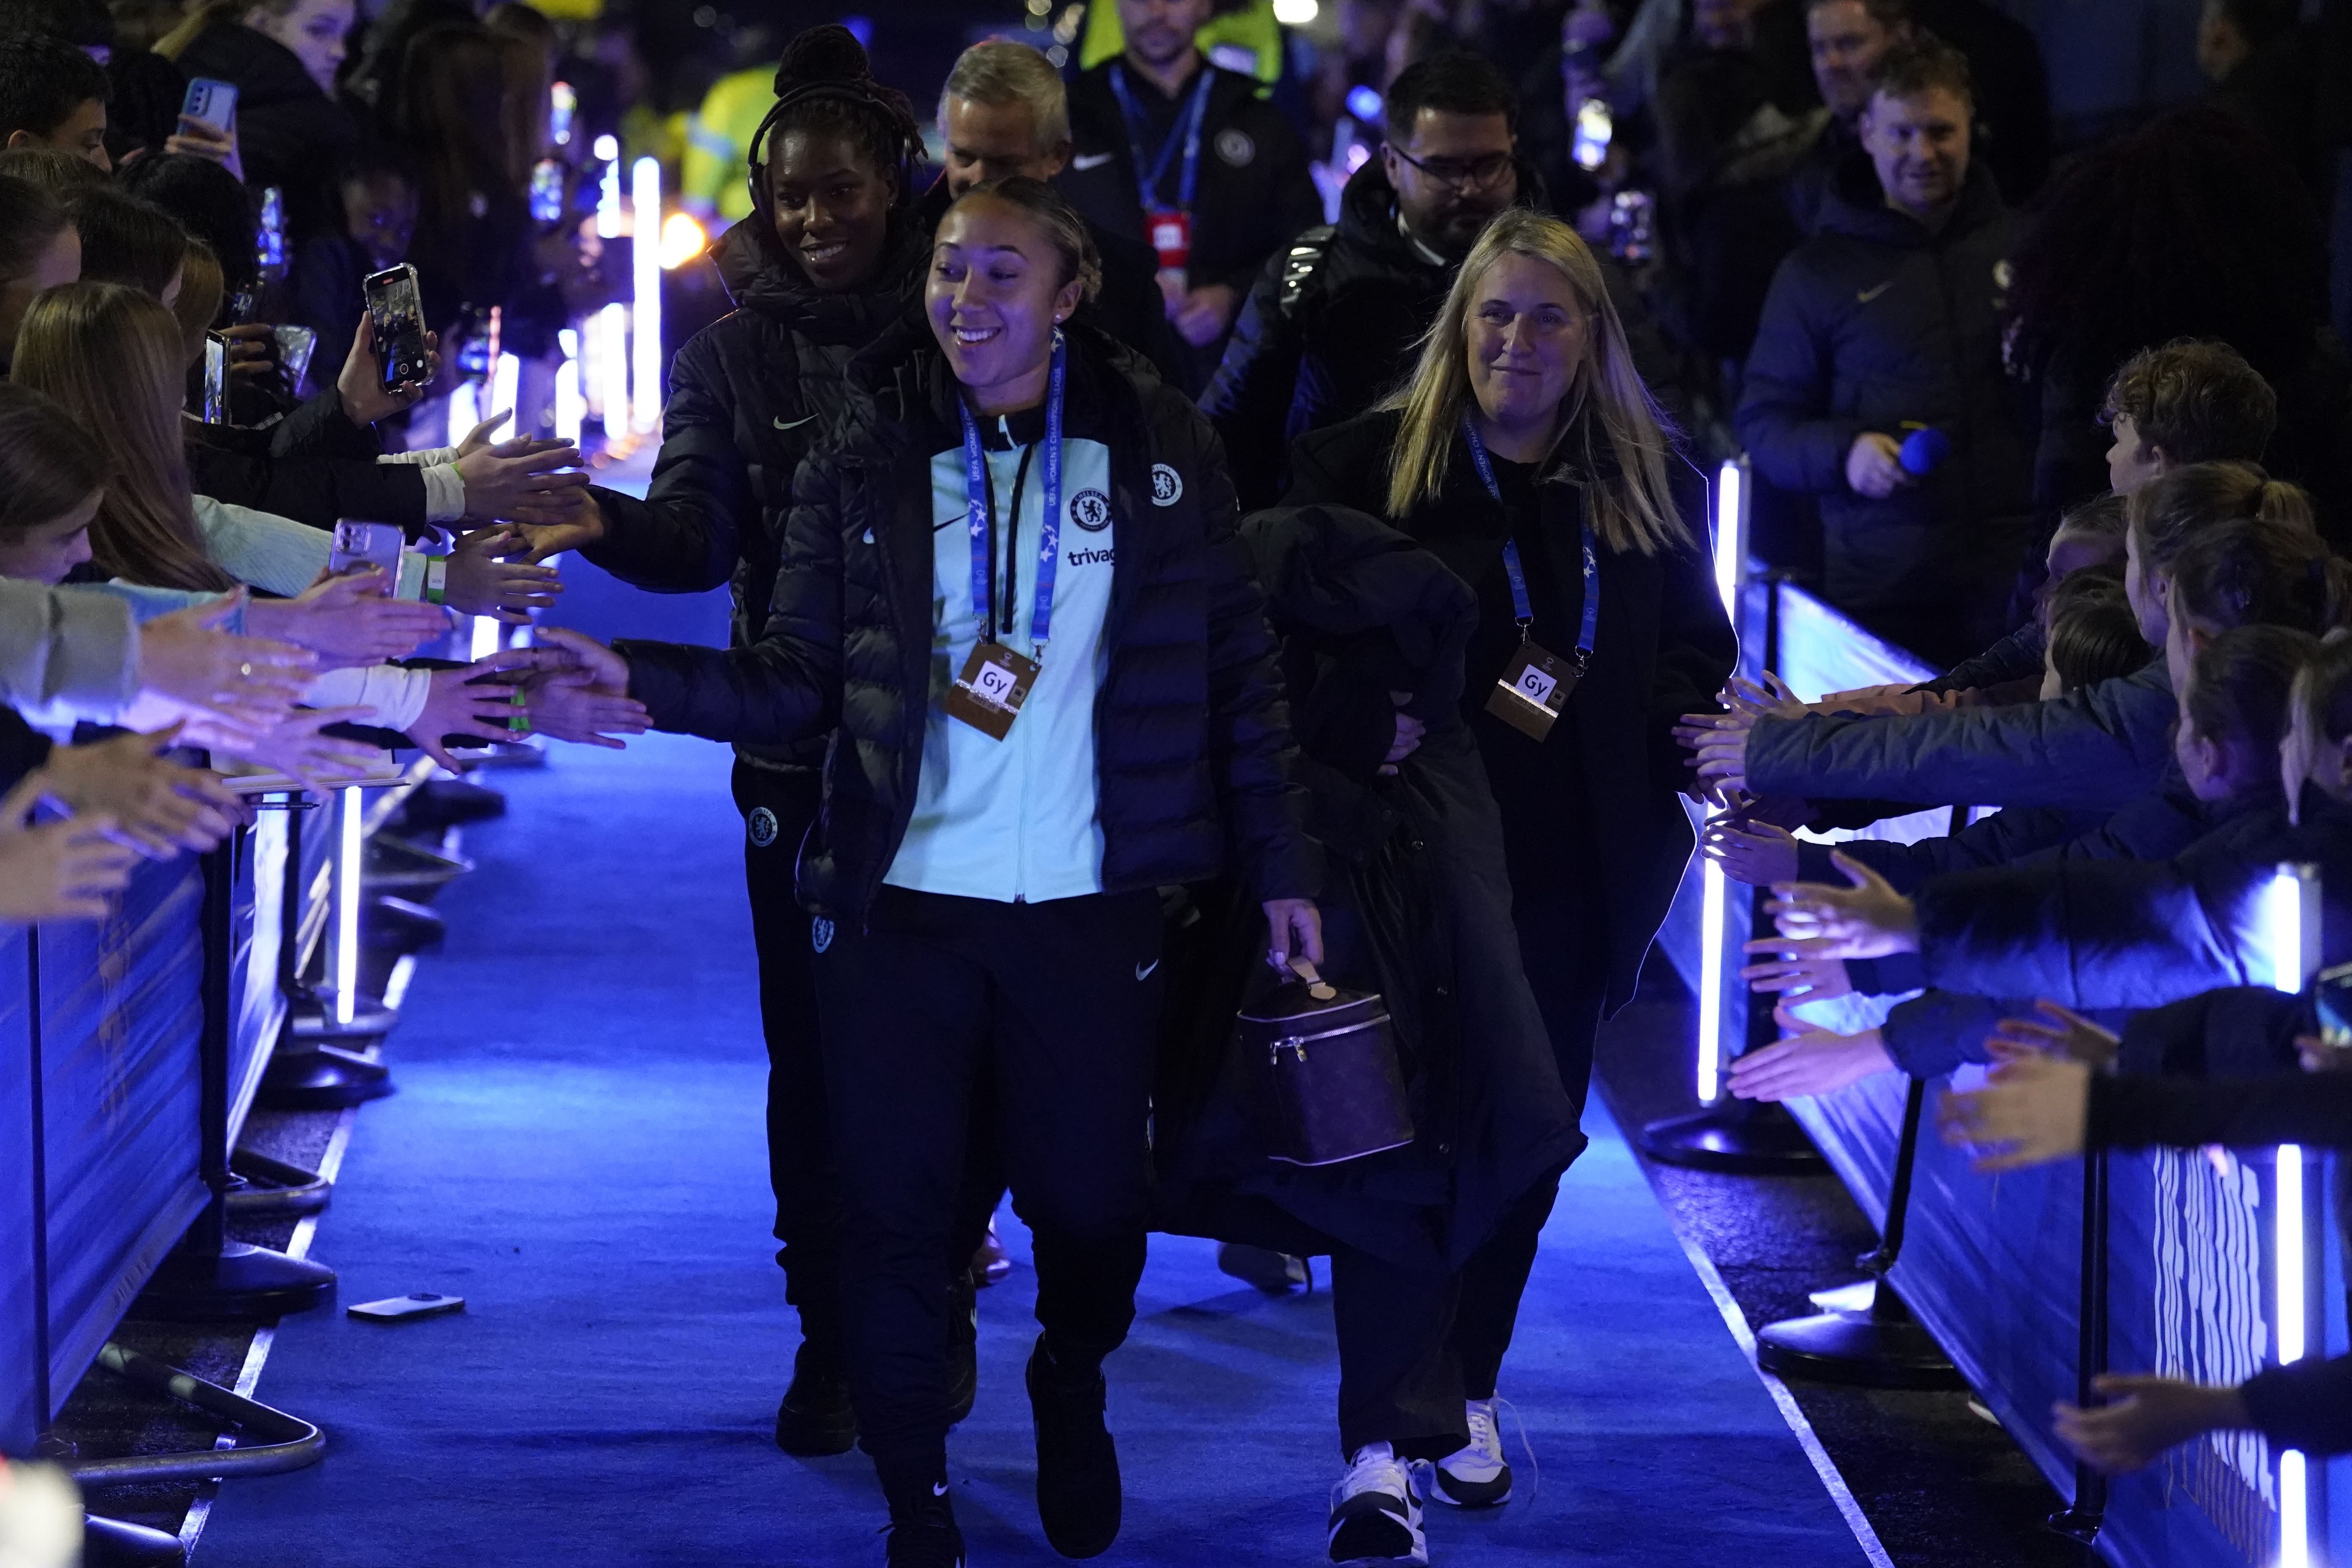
[2045,1504,2103,1545]
[132,1241,335,1323]
[259,1041,392,1111]
[285,992,399,1043]
[1755,1289,1966,1390]
[83,1513,185,1567]
[365,893,446,955]
[1638,1102,1827,1174]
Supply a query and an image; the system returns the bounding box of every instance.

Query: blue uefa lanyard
[1108,63,1213,215]
[1462,415,1599,667]
[958,333,1068,658]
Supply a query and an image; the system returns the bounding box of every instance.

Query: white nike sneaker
[1431,1398,1511,1508]
[1327,1443,1428,1566]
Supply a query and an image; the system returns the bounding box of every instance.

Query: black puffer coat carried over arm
[617,323,1317,919]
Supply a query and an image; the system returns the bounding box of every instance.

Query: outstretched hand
[0,771,138,923]
[445,527,564,622]
[1986,999,2119,1068]
[1766,851,1917,958]
[1937,1052,2093,1171]
[2053,1376,2251,1475]
[40,723,247,857]
[520,628,648,749]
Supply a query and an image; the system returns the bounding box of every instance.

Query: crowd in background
[3,1,2352,1566]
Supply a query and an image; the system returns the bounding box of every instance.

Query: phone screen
[181,77,237,133]
[2316,961,2352,1046]
[529,159,564,224]
[201,332,227,424]
[276,324,318,389]
[256,185,286,276]
[364,264,430,392]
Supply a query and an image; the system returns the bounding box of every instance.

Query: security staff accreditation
[1059,0,1320,390]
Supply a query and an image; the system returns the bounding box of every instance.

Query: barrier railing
[3,762,434,1514]
[1656,570,2349,1567]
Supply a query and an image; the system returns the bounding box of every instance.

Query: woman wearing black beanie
[507,23,960,1467]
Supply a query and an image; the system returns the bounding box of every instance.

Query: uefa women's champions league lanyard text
[1463,416,1599,742]
[943,333,1069,742]
[1109,64,1213,285]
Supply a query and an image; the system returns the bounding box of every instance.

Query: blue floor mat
[195,734,1871,1567]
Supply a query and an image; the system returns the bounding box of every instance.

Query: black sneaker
[1328,1444,1427,1565]
[947,1270,978,1427]
[1025,1336,1122,1558]
[885,1487,966,1568]
[775,1340,856,1456]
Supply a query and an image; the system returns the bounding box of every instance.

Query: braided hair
[745,25,923,238]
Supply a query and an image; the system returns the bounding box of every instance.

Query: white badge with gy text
[945,641,1040,741]
[1487,644,1578,741]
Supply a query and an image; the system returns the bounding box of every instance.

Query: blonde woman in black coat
[1281,205,1736,1515]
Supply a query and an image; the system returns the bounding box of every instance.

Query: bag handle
[1286,956,1339,1003]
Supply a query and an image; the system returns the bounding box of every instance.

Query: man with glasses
[1204,52,1527,508]
[1061,0,1320,392]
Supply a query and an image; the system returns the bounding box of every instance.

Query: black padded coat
[616,321,1319,922]
[579,214,928,770]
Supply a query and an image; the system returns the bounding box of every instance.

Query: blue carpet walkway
[196,733,1872,1568]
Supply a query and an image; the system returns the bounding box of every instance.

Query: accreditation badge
[944,640,1040,741]
[1146,208,1192,273]
[1486,642,1579,741]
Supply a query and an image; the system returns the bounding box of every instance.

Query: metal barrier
[3,765,429,1476]
[1657,573,2350,1567]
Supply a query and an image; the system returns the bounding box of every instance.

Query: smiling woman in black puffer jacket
[528,177,1317,1568]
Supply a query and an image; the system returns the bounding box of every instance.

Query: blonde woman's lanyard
[942,333,1067,741]
[1463,415,1597,741]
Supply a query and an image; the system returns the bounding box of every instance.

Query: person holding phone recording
[1277,207,1733,1513]
[525,176,1318,1567]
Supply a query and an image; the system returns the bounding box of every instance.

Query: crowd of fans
[2,0,2349,1565]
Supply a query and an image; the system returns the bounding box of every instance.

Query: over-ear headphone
[743,78,921,232]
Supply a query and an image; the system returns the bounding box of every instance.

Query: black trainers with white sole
[1327,1443,1427,1566]
[1430,1398,1510,1508]
[884,1485,967,1568]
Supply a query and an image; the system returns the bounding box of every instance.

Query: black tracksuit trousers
[731,764,844,1351]
[811,884,1163,1490]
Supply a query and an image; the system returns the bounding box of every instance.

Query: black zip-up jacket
[1280,408,1737,1010]
[616,321,1319,921]
[1735,156,2030,664]
[580,214,927,771]
[1202,161,1452,514]
[1059,59,1321,387]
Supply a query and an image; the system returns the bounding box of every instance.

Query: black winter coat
[580,214,928,771]
[1735,157,2029,665]
[1202,162,1451,514]
[616,322,1319,920]
[1152,503,1585,1270]
[176,22,359,247]
[1282,408,1737,1010]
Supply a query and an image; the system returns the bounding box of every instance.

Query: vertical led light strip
[1714,457,1746,616]
[489,350,520,429]
[630,157,662,434]
[335,785,362,1025]
[594,137,621,237]
[2260,861,2311,1568]
[1696,857,1727,1103]
[1695,458,1750,1104]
